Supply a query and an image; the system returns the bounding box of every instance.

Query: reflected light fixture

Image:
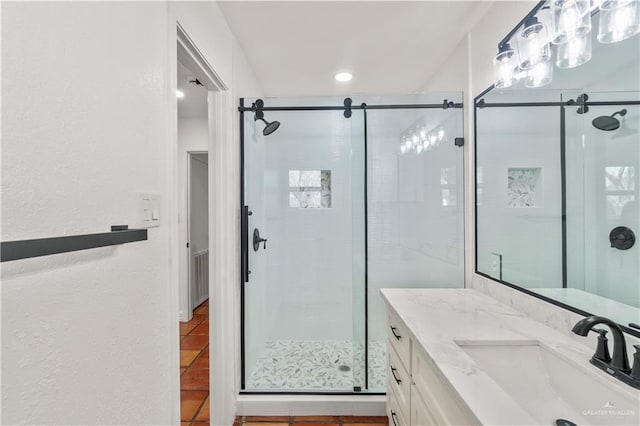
[517,16,552,70]
[493,0,639,90]
[551,0,592,44]
[598,0,640,43]
[176,89,185,98]
[493,44,519,88]
[556,31,592,68]
[334,72,353,82]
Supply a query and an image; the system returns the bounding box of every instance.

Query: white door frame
[168,18,236,426]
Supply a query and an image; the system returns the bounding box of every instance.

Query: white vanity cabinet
[386,310,479,426]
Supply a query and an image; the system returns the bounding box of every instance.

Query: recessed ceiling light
[176,90,185,98]
[334,72,353,82]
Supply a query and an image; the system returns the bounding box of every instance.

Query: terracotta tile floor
[180,300,388,426]
[180,299,209,425]
[232,416,388,425]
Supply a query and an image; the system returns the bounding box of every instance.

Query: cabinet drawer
[387,311,411,369]
[387,384,409,426]
[412,347,479,426]
[387,342,411,410]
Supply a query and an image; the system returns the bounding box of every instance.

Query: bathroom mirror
[474,4,640,336]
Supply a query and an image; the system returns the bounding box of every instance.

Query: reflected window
[440,167,457,207]
[288,170,331,208]
[605,166,635,220]
[476,167,484,206]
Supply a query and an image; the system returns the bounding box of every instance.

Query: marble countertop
[380,288,640,425]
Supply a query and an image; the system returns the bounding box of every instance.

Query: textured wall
[1,2,172,424]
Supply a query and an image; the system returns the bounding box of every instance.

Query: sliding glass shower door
[242,97,365,391]
[240,94,465,393]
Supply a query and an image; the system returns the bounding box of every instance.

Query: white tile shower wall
[264,111,355,342]
[367,108,465,343]
[475,106,563,289]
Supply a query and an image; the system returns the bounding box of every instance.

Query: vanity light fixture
[492,0,640,89]
[493,44,519,88]
[598,0,640,43]
[334,72,353,82]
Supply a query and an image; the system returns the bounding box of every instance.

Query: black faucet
[572,316,640,389]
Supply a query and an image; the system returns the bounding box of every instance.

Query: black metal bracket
[575,93,590,114]
[455,137,464,147]
[343,97,352,118]
[476,99,486,109]
[442,99,456,109]
[1,225,148,262]
[252,99,265,121]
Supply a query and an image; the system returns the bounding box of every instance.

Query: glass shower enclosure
[240,94,464,393]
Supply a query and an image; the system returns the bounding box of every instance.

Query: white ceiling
[218,1,493,97]
[178,60,208,117]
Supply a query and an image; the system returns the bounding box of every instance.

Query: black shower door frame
[238,97,464,394]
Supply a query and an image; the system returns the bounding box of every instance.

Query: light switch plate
[138,192,160,228]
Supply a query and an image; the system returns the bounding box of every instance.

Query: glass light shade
[556,31,593,67]
[525,57,554,87]
[493,47,519,88]
[551,0,592,44]
[598,0,640,43]
[517,22,552,70]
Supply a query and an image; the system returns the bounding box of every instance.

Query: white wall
[178,117,208,320]
[1,2,173,424]
[1,1,262,424]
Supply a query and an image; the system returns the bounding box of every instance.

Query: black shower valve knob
[609,226,635,250]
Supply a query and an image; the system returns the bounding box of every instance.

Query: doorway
[177,51,210,423]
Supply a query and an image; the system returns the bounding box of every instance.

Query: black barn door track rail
[1,225,148,262]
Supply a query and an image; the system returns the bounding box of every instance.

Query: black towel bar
[1,225,148,262]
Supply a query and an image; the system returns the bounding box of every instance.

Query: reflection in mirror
[475,4,640,334]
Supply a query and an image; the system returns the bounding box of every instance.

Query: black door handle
[253,228,267,251]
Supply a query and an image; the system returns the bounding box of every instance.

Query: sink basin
[456,340,640,426]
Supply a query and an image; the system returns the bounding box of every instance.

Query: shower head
[252,99,280,136]
[592,109,627,131]
[259,118,280,136]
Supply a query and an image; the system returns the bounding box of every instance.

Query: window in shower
[288,169,331,208]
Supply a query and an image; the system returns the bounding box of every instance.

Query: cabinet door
[410,387,438,426]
